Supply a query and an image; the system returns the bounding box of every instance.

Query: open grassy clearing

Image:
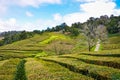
[25,58,94,80]
[40,56,120,80]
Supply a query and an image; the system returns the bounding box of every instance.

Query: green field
[0,32,120,80]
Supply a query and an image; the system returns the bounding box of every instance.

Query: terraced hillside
[0,32,87,59]
[0,32,120,80]
[40,53,120,80]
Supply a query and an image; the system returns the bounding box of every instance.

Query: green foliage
[14,59,27,80]
[0,31,34,46]
[106,15,120,34]
[69,28,79,37]
[112,73,120,80]
[33,30,43,34]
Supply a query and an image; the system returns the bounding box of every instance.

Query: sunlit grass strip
[60,56,120,69]
[0,58,20,80]
[80,52,120,57]
[14,59,27,80]
[0,52,31,61]
[39,35,66,45]
[69,53,120,63]
[79,49,120,57]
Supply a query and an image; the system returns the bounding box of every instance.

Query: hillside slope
[0,32,120,80]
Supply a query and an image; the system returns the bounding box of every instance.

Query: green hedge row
[14,59,27,80]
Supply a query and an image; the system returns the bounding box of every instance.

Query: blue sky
[0,0,120,31]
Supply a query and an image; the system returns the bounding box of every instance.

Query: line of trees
[0,31,33,46]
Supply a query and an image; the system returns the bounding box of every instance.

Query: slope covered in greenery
[0,31,120,80]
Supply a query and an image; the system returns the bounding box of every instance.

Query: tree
[33,30,42,34]
[96,25,108,42]
[0,31,34,46]
[83,18,97,51]
[83,17,109,51]
[69,28,79,36]
[106,15,120,34]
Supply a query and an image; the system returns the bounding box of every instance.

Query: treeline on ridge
[0,31,33,46]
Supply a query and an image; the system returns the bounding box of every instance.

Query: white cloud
[0,18,19,31]
[26,11,34,17]
[9,18,16,24]
[0,0,62,14]
[53,13,62,21]
[80,0,116,16]
[36,18,63,29]
[17,0,61,7]
[0,5,7,14]
[0,17,62,32]
[76,0,114,3]
[60,0,120,26]
[76,0,96,2]
[63,13,89,26]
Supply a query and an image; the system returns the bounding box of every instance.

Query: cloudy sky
[0,0,120,32]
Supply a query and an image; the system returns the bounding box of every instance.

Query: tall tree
[83,18,97,51]
[96,25,108,42]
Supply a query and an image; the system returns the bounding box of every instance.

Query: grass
[91,46,96,51]
[60,55,120,69]
[102,35,120,50]
[0,34,49,50]
[25,58,94,80]
[0,58,21,80]
[0,52,33,61]
[67,53,120,63]
[0,32,119,80]
[40,56,120,80]
[0,32,76,56]
[35,51,48,57]
[39,34,68,45]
